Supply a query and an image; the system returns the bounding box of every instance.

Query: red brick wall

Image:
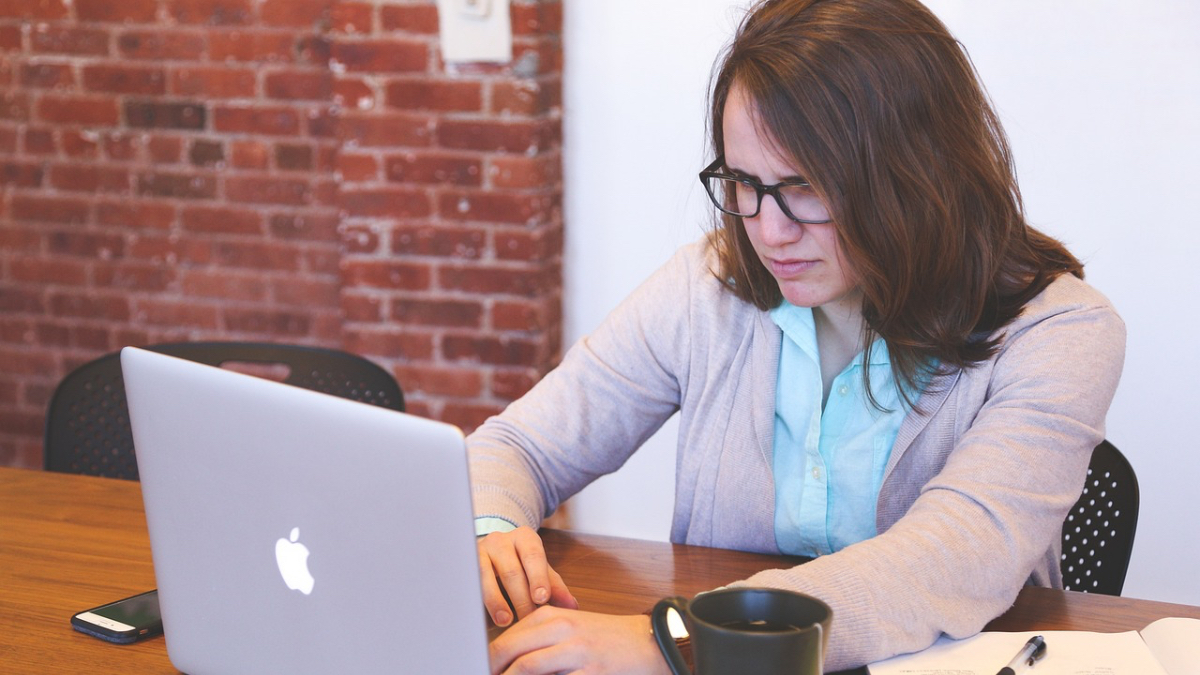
[0,0,563,469]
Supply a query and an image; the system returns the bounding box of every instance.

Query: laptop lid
[120,346,489,674]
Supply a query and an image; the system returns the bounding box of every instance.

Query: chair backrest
[1061,440,1138,596]
[44,342,404,480]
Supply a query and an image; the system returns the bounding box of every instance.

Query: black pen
[996,635,1047,675]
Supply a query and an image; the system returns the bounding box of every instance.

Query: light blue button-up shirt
[769,301,914,558]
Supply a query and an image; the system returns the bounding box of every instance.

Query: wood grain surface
[3,467,1196,674]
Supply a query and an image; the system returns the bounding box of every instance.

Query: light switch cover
[436,0,513,63]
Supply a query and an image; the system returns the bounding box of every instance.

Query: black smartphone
[71,589,163,644]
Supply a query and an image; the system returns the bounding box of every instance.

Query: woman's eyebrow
[719,160,754,179]
[725,163,810,184]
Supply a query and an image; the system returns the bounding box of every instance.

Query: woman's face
[723,86,859,315]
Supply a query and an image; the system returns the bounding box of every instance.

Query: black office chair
[1060,440,1138,596]
[44,342,405,481]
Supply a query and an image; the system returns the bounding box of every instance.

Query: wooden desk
[3,467,1199,674]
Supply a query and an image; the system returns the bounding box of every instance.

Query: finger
[489,608,571,675]
[547,567,578,610]
[500,643,580,675]
[511,529,554,607]
[477,548,514,627]
[485,537,538,620]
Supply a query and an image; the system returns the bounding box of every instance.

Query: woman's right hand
[477,526,579,626]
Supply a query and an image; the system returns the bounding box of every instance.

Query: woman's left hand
[488,606,672,675]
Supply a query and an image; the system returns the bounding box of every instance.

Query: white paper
[1138,618,1200,675]
[867,629,1177,675]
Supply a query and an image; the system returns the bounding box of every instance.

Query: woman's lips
[767,258,818,278]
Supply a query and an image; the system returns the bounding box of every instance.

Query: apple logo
[274,527,315,595]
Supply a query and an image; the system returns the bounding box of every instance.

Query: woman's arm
[731,284,1126,671]
[467,243,699,530]
[466,242,702,628]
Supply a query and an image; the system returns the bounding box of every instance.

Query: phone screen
[89,590,160,627]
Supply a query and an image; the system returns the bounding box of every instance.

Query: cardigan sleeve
[729,280,1126,672]
[466,243,700,528]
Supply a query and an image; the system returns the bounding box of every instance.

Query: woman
[470,0,1125,672]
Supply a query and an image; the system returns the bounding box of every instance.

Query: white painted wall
[561,0,1200,606]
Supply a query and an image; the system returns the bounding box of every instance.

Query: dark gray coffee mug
[652,588,831,675]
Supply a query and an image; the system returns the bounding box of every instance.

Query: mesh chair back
[44,342,404,480]
[1061,440,1138,596]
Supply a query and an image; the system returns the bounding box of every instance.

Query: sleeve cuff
[474,516,519,537]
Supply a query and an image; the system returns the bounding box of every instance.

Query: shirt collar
[768,301,891,368]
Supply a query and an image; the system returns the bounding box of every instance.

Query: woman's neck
[812,294,866,406]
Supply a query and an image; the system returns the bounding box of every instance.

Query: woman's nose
[751,195,802,246]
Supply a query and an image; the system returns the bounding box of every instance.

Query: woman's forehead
[723,85,811,179]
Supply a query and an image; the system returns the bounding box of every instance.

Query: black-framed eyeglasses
[699,156,831,224]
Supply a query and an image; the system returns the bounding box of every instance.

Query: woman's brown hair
[708,0,1083,404]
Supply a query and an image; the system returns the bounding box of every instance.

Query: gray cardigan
[467,239,1126,671]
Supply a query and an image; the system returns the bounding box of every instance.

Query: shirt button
[811,466,822,481]
[837,385,849,396]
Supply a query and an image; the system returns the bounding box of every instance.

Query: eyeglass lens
[706,176,829,223]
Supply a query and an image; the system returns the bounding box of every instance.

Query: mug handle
[651,596,692,675]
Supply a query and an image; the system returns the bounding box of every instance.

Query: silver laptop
[121,346,490,674]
